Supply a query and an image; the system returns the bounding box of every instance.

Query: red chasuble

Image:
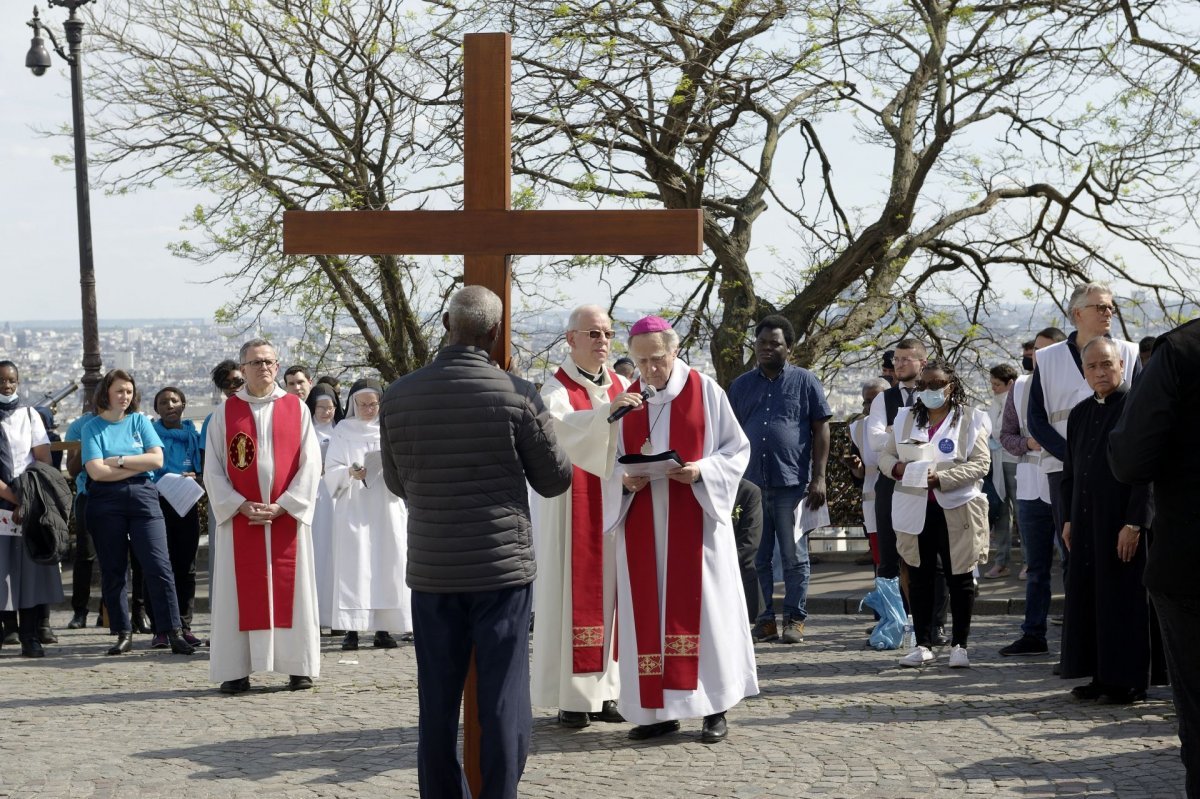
[224,393,303,631]
[555,367,623,674]
[620,369,704,708]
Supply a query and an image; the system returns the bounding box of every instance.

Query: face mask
[917,389,947,409]
[0,392,17,405]
[1022,355,1034,372]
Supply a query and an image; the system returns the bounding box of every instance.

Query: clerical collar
[575,364,605,386]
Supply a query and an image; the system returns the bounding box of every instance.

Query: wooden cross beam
[282,31,703,798]
[282,32,703,368]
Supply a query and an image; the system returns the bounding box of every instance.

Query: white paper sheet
[0,509,19,537]
[361,449,384,488]
[156,473,205,516]
[796,501,831,544]
[901,461,932,488]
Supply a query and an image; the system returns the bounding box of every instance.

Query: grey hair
[566,304,610,333]
[630,327,681,352]
[861,377,890,395]
[238,338,276,363]
[1067,281,1113,313]
[1080,336,1122,361]
[447,285,503,339]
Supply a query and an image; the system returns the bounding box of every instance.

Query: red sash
[555,367,623,674]
[620,369,704,708]
[225,394,303,631]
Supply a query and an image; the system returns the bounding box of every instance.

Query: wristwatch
[116,456,125,469]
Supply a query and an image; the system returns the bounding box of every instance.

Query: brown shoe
[751,618,778,643]
[781,619,805,644]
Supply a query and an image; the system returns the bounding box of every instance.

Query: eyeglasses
[357,401,380,410]
[241,359,279,369]
[221,377,245,390]
[892,356,923,364]
[1081,303,1118,315]
[574,329,615,340]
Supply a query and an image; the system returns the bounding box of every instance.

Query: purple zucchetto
[629,316,673,336]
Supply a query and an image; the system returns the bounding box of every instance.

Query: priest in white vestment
[204,339,322,693]
[604,316,758,744]
[531,305,641,728]
[324,379,411,650]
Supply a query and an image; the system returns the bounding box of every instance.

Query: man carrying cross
[604,316,758,744]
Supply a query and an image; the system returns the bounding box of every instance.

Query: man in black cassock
[1060,337,1154,704]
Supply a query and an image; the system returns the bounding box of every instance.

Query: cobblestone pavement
[0,611,1185,799]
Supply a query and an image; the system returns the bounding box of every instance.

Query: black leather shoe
[627,720,680,740]
[21,638,45,658]
[131,610,151,634]
[220,676,251,694]
[558,710,591,728]
[341,631,359,651]
[288,675,314,691]
[589,700,625,723]
[38,627,58,645]
[67,611,88,630]
[932,626,949,646]
[1100,686,1146,705]
[107,633,133,656]
[1070,681,1105,701]
[373,631,398,649]
[701,712,728,743]
[169,630,196,655]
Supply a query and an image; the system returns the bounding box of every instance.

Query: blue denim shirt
[728,363,831,490]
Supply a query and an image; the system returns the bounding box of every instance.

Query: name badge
[938,438,955,454]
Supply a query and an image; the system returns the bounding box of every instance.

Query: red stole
[555,367,623,673]
[620,369,705,708]
[224,393,303,631]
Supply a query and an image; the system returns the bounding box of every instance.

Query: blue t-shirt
[81,413,164,478]
[727,363,832,490]
[64,412,94,495]
[151,418,201,481]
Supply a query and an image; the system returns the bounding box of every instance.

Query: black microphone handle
[607,401,642,424]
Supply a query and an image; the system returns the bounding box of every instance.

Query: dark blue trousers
[86,477,182,635]
[412,584,532,799]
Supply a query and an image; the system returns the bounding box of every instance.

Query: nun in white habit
[323,378,411,650]
[306,383,342,629]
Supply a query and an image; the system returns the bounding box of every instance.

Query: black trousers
[412,585,532,799]
[874,478,903,579]
[1150,590,1200,798]
[70,493,96,613]
[158,497,201,630]
[909,501,976,648]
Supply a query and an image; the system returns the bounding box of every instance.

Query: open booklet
[617,449,684,480]
[156,473,206,517]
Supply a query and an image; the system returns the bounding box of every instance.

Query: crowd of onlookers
[0,279,1195,796]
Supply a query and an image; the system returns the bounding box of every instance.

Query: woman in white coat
[306,383,343,630]
[323,379,411,650]
[877,360,990,669]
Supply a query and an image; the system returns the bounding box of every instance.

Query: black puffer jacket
[380,346,572,593]
[16,460,73,565]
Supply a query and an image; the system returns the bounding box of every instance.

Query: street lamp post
[25,1,100,413]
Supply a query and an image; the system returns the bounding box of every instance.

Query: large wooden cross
[282,31,702,797]
[283,32,702,367]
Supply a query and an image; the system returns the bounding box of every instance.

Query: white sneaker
[899,646,934,667]
[948,645,970,669]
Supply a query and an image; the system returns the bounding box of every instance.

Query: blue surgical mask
[0,392,17,405]
[917,389,947,409]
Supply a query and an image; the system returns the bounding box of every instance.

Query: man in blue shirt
[728,315,831,644]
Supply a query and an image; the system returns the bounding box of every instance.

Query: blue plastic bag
[859,576,906,650]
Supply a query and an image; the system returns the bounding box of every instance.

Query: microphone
[607,385,657,423]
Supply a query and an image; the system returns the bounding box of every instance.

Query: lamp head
[26,36,51,75]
